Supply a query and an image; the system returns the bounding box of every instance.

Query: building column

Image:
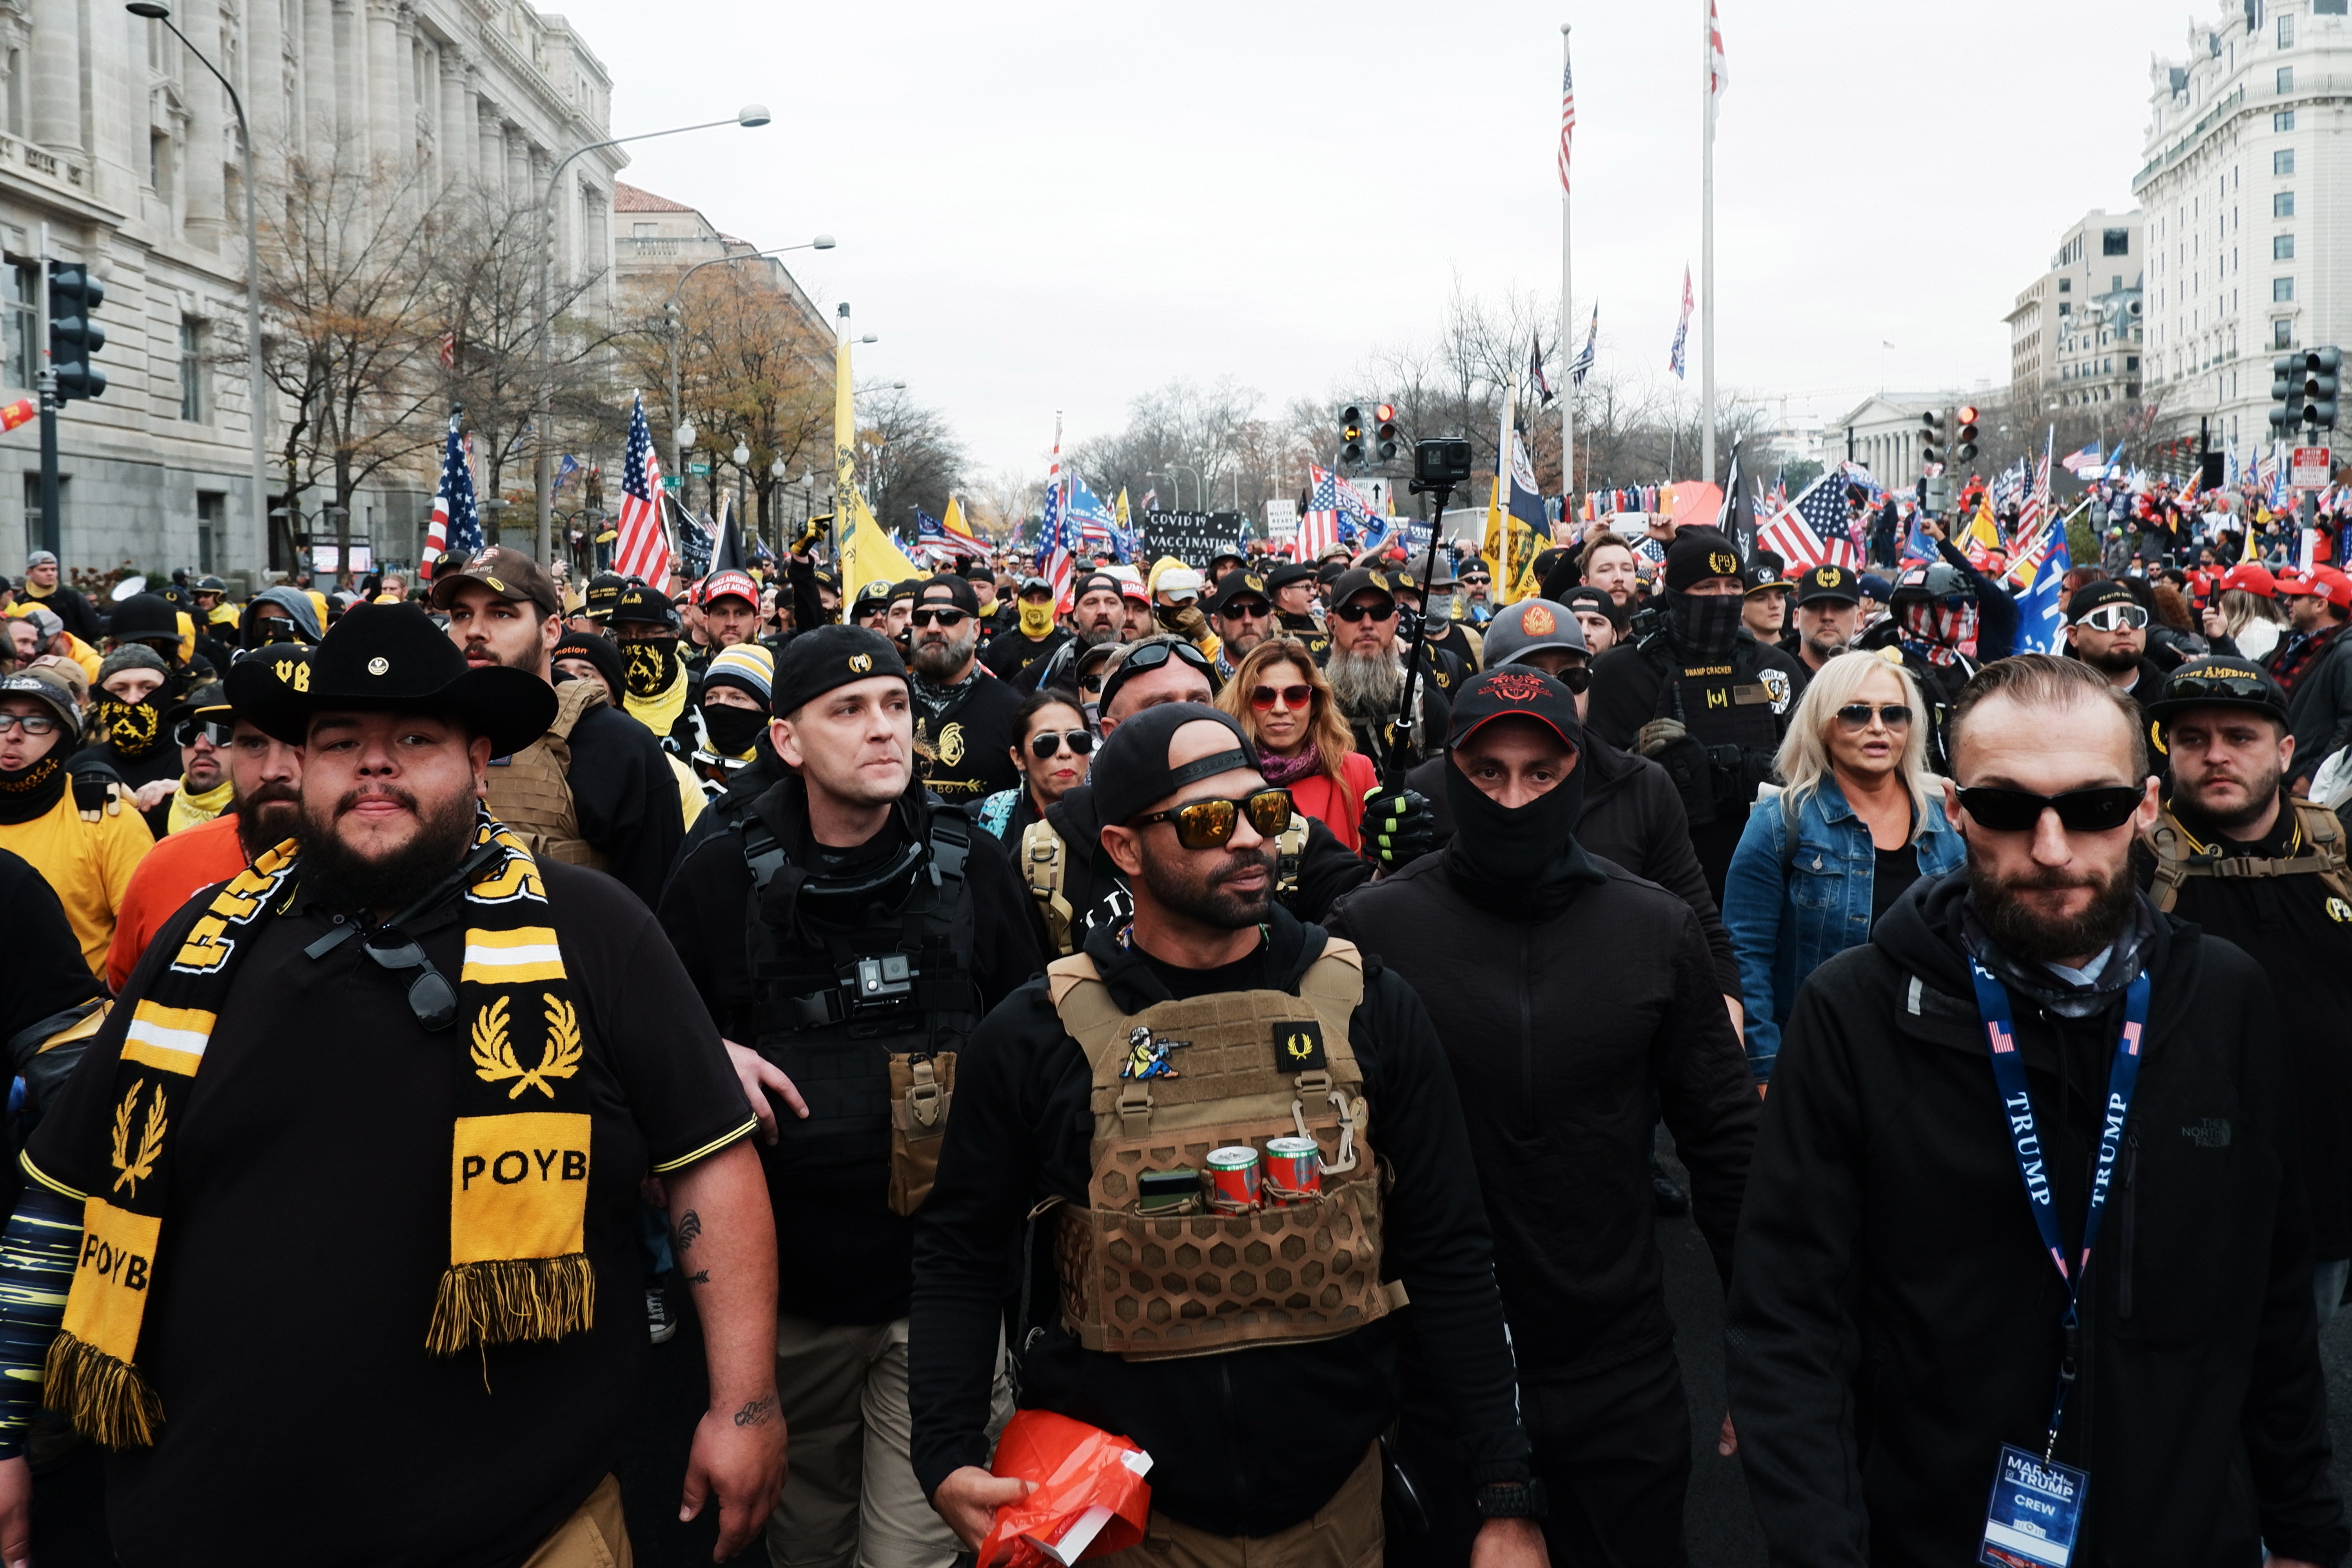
[365,0,398,172]
[437,54,470,190]
[247,0,285,148]
[476,102,501,201]
[303,0,336,146]
[181,0,229,247]
[505,128,530,207]
[27,0,80,152]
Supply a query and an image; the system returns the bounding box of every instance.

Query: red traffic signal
[1374,403,1395,422]
[1956,405,1979,424]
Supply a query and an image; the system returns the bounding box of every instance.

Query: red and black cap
[1445,666,1583,755]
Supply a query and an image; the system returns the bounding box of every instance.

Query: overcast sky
[550,0,2210,479]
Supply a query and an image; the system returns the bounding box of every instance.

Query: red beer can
[1206,1145,1261,1213]
[1263,1136,1323,1205]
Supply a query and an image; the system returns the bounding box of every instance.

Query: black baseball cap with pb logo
[769,624,907,721]
[1792,564,1862,607]
[1662,527,1746,594]
[1205,570,1274,617]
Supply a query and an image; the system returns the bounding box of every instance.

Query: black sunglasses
[1332,600,1397,623]
[1955,785,2143,834]
[2161,671,2275,707]
[1218,600,1271,620]
[1027,728,1094,759]
[909,607,969,627]
[174,717,236,748]
[1833,703,1912,731]
[1133,787,1293,850]
[358,930,459,1031]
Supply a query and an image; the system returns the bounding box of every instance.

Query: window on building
[2276,149,2295,175]
[2276,191,2295,217]
[196,492,223,575]
[2275,277,2296,301]
[2103,229,2130,256]
[2276,109,2297,130]
[2278,65,2294,92]
[2058,278,2071,292]
[632,221,656,239]
[2279,15,2294,45]
[2318,0,2348,14]
[2274,234,2294,260]
[178,318,204,421]
[3,51,20,138]
[2,264,32,391]
[149,133,172,202]
[2276,318,2295,348]
[22,471,62,559]
[2127,356,2140,371]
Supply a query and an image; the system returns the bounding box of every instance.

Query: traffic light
[47,261,103,402]
[1339,404,1365,466]
[2273,354,2301,434]
[1953,406,1980,465]
[1374,403,1399,462]
[1920,409,1944,467]
[2300,347,2340,430]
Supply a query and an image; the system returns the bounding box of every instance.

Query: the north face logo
[2181,1118,2232,1149]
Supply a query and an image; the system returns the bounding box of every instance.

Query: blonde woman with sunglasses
[1215,637,1376,853]
[1721,650,1964,1085]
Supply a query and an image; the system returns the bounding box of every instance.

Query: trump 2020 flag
[2013,529,2072,654]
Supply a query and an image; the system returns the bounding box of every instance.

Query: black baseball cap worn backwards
[1089,702,1259,829]
[228,601,555,757]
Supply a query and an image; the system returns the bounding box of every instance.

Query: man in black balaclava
[1586,525,1803,901]
[1327,667,1757,1568]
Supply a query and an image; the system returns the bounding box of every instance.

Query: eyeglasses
[1955,785,2144,834]
[1132,787,1294,850]
[1833,703,1912,731]
[0,713,58,736]
[1218,601,1271,621]
[357,931,459,1031]
[1332,600,1396,623]
[1076,671,1107,694]
[909,607,969,628]
[1027,728,1094,759]
[2074,602,2149,633]
[1250,683,1314,711]
[1544,664,1594,695]
[1098,638,1214,711]
[173,717,236,748]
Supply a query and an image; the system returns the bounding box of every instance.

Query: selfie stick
[1388,480,1454,792]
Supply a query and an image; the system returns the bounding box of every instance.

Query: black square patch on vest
[1273,1021,1327,1073]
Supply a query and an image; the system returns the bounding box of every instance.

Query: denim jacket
[1722,778,1964,1081]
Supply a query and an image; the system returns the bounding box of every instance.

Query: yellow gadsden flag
[838,492,922,606]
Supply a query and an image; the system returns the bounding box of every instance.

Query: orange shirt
[1283,751,1379,855]
[105,811,246,992]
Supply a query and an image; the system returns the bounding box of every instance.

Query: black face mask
[92,695,168,760]
[700,702,767,758]
[622,638,682,700]
[0,754,64,825]
[1441,745,1606,917]
[247,615,305,649]
[1666,588,1744,657]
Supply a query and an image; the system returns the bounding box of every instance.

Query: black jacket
[656,775,1042,1324]
[1726,870,2345,1568]
[1408,737,1741,998]
[565,700,686,908]
[908,906,1529,1537]
[2263,626,2352,791]
[1034,782,1370,953]
[0,848,103,1218]
[1325,855,1755,1377]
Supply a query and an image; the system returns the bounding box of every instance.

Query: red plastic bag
[977,1408,1155,1568]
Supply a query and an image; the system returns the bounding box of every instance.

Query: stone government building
[0,0,622,590]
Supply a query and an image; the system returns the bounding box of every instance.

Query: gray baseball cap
[1482,598,1589,668]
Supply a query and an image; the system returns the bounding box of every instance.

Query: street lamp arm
[665,240,836,313]
[148,13,247,133]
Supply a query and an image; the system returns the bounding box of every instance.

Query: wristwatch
[1475,1477,1548,1519]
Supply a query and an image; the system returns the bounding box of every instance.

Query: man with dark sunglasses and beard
[1728,653,2345,1568]
[103,652,310,991]
[912,702,1546,1568]
[906,575,1022,812]
[1323,566,1452,776]
[0,603,782,1567]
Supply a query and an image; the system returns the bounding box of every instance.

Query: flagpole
[833,301,857,589]
[1699,0,1717,486]
[1560,22,1575,507]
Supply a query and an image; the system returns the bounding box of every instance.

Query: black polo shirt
[27,859,754,1568]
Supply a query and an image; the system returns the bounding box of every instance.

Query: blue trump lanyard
[1965,957,2151,1462]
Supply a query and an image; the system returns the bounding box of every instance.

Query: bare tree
[968,468,1042,541]
[855,385,968,533]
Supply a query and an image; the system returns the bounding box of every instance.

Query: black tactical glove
[1358,787,1435,872]
[1635,719,1720,828]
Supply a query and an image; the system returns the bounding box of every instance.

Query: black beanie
[1089,702,1258,828]
[554,631,624,699]
[771,624,907,719]
[1663,527,1747,594]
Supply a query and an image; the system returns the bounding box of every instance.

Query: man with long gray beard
[906,575,1022,812]
[1728,654,2344,1568]
[1325,566,1450,776]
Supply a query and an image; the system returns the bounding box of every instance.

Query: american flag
[2061,442,2104,477]
[1040,422,1077,608]
[1669,269,1692,380]
[420,409,479,581]
[1069,473,1123,558]
[1988,457,2030,517]
[613,391,671,584]
[2015,426,2053,543]
[1301,463,1382,559]
[1708,0,1728,103]
[438,330,457,370]
[1141,486,1158,512]
[1755,475,1858,569]
[1530,336,1554,406]
[916,507,984,563]
[1569,302,1597,386]
[1558,49,1576,193]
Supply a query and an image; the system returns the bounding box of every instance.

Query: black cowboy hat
[226,602,555,756]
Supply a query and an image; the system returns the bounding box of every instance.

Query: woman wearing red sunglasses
[1215,636,1377,852]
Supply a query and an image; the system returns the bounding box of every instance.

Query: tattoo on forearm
[733,1394,776,1428]
[675,1209,702,1253]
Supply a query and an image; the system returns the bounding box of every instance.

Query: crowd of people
[0,501,2345,1568]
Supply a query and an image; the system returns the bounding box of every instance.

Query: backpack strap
[1275,812,1308,898]
[1045,953,1157,1137]
[2143,813,2196,915]
[2292,798,2352,907]
[1021,817,1074,956]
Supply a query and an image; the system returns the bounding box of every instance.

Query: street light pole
[536,105,771,566]
[665,235,834,499]
[126,3,267,579]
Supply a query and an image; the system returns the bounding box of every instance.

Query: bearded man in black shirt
[0,603,781,1568]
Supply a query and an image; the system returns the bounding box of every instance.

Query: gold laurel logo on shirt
[109,1081,165,1198]
[469,994,585,1100]
[848,653,873,673]
[937,722,967,766]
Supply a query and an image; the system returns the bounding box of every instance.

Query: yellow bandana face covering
[165,775,234,835]
[42,817,593,1447]
[1019,602,1056,637]
[621,642,689,738]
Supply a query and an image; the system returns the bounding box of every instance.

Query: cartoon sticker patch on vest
[1120,1025,1192,1080]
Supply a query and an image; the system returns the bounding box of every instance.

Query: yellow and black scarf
[45,815,594,1446]
[621,639,688,738]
